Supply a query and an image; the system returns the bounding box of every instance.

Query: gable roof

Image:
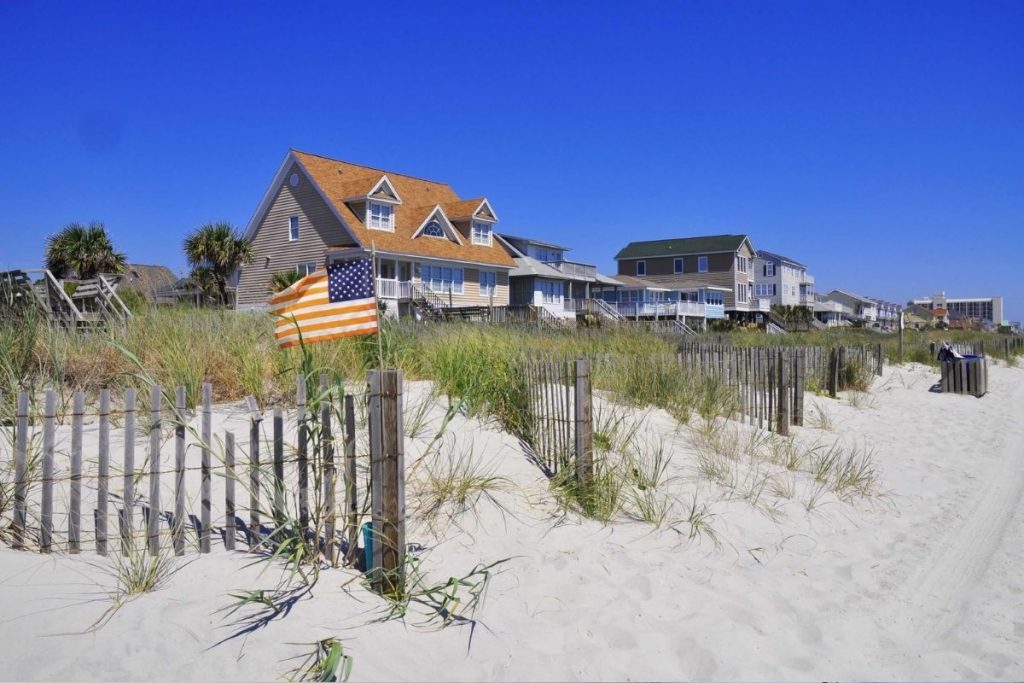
[755,249,806,268]
[615,234,752,260]
[827,289,877,305]
[248,150,514,269]
[118,264,178,301]
[499,233,571,253]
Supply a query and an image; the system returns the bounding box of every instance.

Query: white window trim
[636,260,646,276]
[296,262,319,276]
[420,264,464,295]
[698,256,708,273]
[471,220,493,246]
[673,257,683,274]
[479,270,497,296]
[421,220,447,239]
[288,215,299,242]
[764,262,775,277]
[367,201,395,232]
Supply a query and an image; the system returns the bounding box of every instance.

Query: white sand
[1,362,1023,681]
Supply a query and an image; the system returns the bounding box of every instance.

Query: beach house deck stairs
[588,298,624,322]
[409,283,448,322]
[672,319,697,336]
[764,309,792,334]
[766,320,787,335]
[2,269,131,330]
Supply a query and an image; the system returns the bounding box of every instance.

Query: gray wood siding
[236,162,357,309]
[618,243,755,310]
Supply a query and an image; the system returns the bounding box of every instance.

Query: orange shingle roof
[292,150,513,268]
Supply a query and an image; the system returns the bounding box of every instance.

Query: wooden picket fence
[4,370,408,593]
[520,358,593,482]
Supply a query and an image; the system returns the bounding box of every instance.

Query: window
[421,265,463,294]
[737,283,748,304]
[422,220,445,238]
[673,258,683,274]
[736,255,749,274]
[288,216,299,241]
[754,283,776,297]
[539,280,561,304]
[698,256,708,273]
[636,260,646,276]
[705,291,724,306]
[368,202,394,231]
[480,271,496,296]
[296,262,319,276]
[471,221,492,246]
[764,262,775,277]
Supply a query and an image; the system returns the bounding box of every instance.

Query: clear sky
[1,1,1021,320]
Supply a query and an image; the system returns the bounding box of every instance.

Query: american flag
[270,258,379,348]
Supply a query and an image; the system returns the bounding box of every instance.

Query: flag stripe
[276,321,381,347]
[273,299,376,326]
[274,313,379,339]
[270,280,329,310]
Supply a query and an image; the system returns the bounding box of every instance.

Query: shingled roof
[614,234,751,260]
[289,150,514,268]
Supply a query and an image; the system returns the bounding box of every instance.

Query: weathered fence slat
[247,397,262,551]
[122,388,136,551]
[173,386,186,557]
[200,383,212,553]
[225,431,236,551]
[296,377,309,533]
[148,385,162,556]
[321,375,337,566]
[369,369,405,595]
[574,359,594,487]
[69,390,84,553]
[344,394,358,567]
[40,389,56,553]
[96,389,110,555]
[12,391,28,550]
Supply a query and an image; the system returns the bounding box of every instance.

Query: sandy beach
[1,360,1022,681]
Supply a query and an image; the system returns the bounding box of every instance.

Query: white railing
[754,298,771,312]
[612,301,708,319]
[548,260,597,279]
[376,278,412,300]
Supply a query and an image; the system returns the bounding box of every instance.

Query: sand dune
[1,362,1022,681]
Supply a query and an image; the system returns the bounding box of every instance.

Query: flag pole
[371,241,385,371]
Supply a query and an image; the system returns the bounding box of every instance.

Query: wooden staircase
[3,269,131,330]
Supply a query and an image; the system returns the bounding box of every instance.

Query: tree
[183,222,253,305]
[45,222,126,279]
[268,270,303,293]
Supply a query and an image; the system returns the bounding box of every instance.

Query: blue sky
[1,1,1021,319]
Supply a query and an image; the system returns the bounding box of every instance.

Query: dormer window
[368,201,394,231]
[422,220,445,238]
[471,221,492,246]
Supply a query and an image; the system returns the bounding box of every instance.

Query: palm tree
[182,222,253,305]
[45,222,126,279]
[268,270,303,293]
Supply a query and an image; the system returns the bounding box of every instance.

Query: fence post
[272,408,285,535]
[69,390,84,553]
[296,376,309,533]
[321,374,337,566]
[40,389,56,553]
[173,386,186,556]
[200,383,212,553]
[574,358,594,487]
[368,369,405,595]
[876,343,884,376]
[777,350,790,436]
[123,388,136,551]
[12,391,28,549]
[148,385,162,556]
[898,324,905,364]
[828,348,838,398]
[225,431,236,551]
[96,389,110,555]
[344,394,358,567]
[247,397,262,550]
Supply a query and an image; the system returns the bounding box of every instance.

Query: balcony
[753,298,771,312]
[611,301,707,319]
[801,273,815,286]
[546,260,597,280]
[376,278,412,300]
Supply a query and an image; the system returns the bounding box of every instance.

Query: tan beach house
[235,150,515,316]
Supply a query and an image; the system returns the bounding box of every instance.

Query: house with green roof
[612,234,768,319]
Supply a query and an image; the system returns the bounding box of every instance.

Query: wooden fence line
[4,373,406,580]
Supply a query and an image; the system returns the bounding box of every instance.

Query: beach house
[910,292,1005,328]
[497,234,620,320]
[612,234,766,320]
[235,150,515,315]
[752,250,815,309]
[820,290,879,325]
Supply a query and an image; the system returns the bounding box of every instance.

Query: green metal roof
[614,234,750,260]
